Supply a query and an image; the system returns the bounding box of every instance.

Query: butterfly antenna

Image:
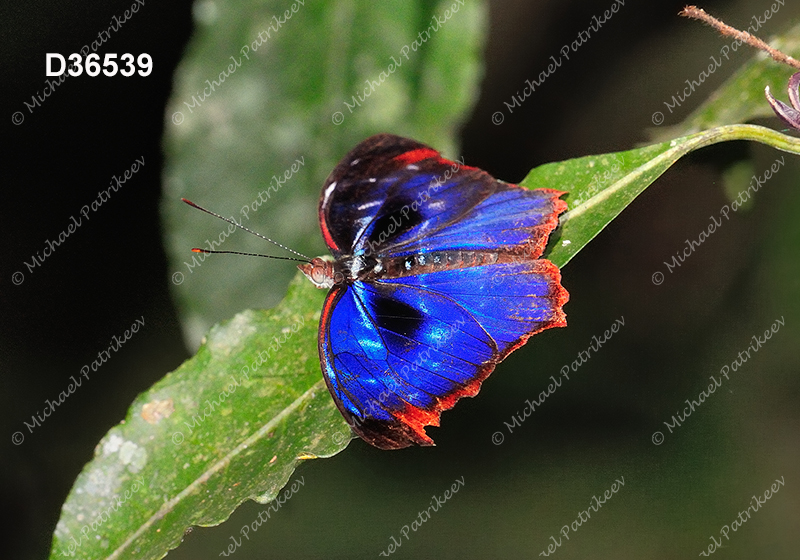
[182,198,311,261]
[190,248,309,263]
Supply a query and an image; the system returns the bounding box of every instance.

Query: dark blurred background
[2,0,798,559]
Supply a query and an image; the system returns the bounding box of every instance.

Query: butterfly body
[303,249,523,288]
[300,134,568,450]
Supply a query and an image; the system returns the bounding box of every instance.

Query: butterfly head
[299,257,344,289]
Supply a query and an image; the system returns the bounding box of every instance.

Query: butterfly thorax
[299,254,381,288]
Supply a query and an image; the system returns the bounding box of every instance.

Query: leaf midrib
[106,378,326,560]
[555,124,800,268]
[564,125,795,222]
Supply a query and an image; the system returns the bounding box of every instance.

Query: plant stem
[680,5,800,70]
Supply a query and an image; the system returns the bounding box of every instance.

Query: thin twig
[680,5,800,70]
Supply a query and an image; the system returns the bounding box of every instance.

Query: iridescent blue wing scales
[320,259,566,449]
[320,135,563,260]
[320,279,496,448]
[312,134,569,449]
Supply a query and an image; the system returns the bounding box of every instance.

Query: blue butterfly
[299,134,568,449]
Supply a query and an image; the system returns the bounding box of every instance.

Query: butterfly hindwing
[380,259,567,355]
[319,279,495,448]
[320,259,567,449]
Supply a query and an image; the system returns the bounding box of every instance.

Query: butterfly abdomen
[377,250,528,279]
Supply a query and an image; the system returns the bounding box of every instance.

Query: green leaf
[534,124,800,268]
[50,123,800,560]
[50,274,349,560]
[51,8,800,560]
[52,1,487,558]
[653,21,800,139]
[163,0,486,349]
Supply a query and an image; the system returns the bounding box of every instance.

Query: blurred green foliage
[163,0,486,349]
[49,2,800,559]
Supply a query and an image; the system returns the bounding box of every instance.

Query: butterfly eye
[312,266,328,284]
[299,259,335,288]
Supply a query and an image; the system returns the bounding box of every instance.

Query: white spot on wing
[357,200,381,211]
[406,164,419,171]
[350,158,360,166]
[323,181,337,206]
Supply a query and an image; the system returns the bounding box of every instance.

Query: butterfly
[299,134,569,450]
